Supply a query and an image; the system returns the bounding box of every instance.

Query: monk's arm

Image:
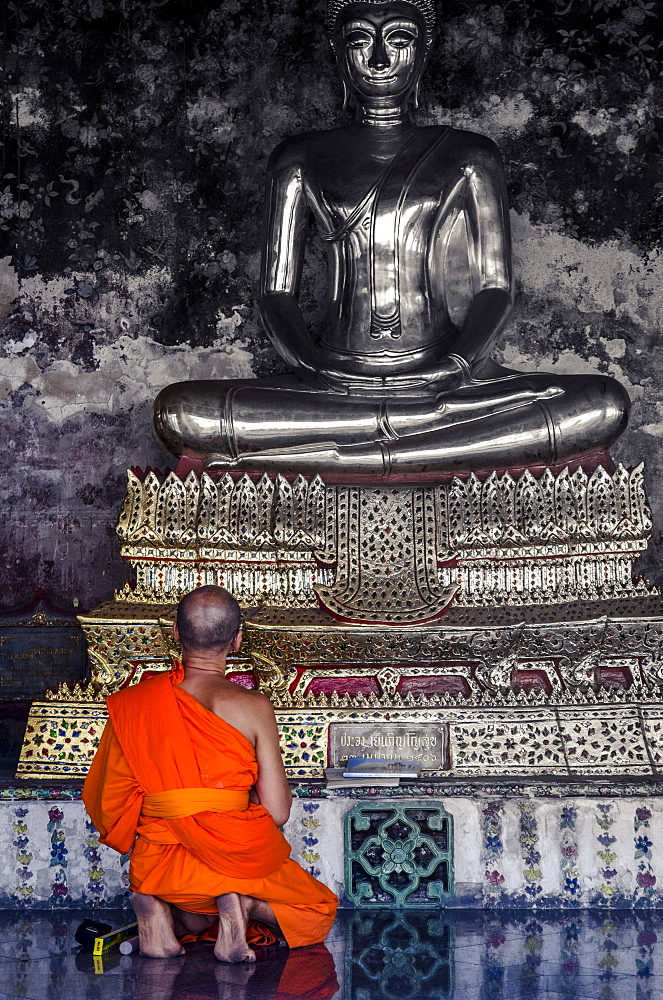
[259,140,324,375]
[251,695,292,828]
[81,720,143,854]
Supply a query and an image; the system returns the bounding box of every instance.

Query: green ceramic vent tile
[344,801,454,908]
[346,910,454,999]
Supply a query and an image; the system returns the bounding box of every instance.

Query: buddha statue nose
[368,35,390,70]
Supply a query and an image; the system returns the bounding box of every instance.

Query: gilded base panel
[244,596,663,707]
[66,594,663,705]
[16,695,663,781]
[113,462,657,620]
[18,593,663,780]
[75,600,253,692]
[16,698,110,778]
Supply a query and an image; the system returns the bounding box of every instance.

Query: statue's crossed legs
[154,371,628,475]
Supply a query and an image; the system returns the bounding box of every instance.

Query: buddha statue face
[331,2,429,106]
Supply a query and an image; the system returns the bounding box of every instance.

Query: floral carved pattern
[344,802,453,908]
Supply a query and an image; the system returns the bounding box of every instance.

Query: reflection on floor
[0,908,661,999]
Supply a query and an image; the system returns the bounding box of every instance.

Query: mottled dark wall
[1,0,662,608]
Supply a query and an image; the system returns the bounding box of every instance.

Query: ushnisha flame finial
[326,0,437,45]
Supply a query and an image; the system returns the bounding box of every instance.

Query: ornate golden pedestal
[17,596,663,780]
[17,461,663,782]
[115,461,651,615]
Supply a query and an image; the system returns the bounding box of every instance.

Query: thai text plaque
[330,723,447,770]
[0,626,87,699]
[0,592,88,699]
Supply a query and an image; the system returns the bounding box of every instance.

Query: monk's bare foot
[214,892,255,963]
[131,891,185,958]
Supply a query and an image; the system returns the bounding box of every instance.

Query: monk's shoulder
[210,685,276,741]
[230,686,275,714]
[212,682,275,716]
[107,672,168,710]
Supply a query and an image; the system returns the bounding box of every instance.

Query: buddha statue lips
[153,0,629,478]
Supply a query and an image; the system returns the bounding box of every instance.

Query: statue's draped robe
[82,668,337,949]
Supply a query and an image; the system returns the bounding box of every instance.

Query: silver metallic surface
[153,1,629,476]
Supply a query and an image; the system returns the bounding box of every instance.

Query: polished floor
[0,908,661,999]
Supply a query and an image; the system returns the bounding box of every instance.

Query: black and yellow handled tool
[74,919,139,955]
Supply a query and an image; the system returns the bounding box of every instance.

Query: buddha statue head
[326,0,437,114]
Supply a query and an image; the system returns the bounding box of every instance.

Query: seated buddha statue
[154,0,629,477]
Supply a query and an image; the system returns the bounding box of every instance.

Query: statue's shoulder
[268,125,383,174]
[266,128,336,171]
[440,126,504,164]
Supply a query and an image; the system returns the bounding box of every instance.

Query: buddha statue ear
[341,77,351,111]
[326,31,351,111]
[413,24,438,110]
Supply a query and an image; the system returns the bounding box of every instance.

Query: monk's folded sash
[103,669,291,879]
[142,788,249,819]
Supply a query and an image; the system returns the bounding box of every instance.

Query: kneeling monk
[82,585,338,960]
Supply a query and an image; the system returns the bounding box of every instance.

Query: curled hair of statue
[326,0,437,44]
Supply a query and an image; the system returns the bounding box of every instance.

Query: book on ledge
[324,769,401,789]
[342,757,422,779]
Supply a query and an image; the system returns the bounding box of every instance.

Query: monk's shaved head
[176,586,242,654]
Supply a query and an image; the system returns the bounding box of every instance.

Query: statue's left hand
[317,355,469,394]
[391,355,469,391]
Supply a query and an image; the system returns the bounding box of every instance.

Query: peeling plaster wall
[1,0,662,608]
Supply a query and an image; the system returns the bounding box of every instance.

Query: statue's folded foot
[131,891,185,958]
[215,892,257,963]
[161,370,629,478]
[204,454,240,471]
[205,441,389,476]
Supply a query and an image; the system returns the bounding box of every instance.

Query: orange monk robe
[82,666,337,949]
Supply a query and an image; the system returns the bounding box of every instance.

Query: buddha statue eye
[345,29,374,48]
[384,28,418,48]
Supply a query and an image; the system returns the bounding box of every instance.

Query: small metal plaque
[0,626,87,699]
[0,592,87,700]
[330,723,447,771]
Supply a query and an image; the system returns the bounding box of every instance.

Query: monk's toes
[214,944,256,964]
